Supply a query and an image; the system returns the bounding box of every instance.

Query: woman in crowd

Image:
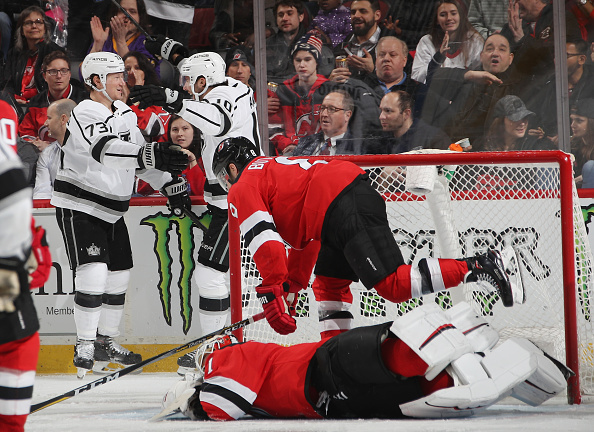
[89,0,161,76]
[411,0,483,84]
[475,95,554,152]
[571,99,594,188]
[122,51,168,141]
[136,115,205,197]
[271,34,328,155]
[1,6,64,110]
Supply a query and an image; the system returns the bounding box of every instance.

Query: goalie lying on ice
[160,302,572,421]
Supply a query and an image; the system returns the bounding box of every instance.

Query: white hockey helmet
[194,334,237,375]
[81,51,126,91]
[180,52,226,98]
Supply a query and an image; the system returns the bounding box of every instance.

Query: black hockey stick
[30,312,265,413]
[110,0,155,41]
[180,206,210,233]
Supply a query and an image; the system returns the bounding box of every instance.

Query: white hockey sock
[194,263,230,334]
[74,263,108,340]
[98,270,130,337]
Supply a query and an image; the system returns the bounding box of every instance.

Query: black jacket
[293,129,360,156]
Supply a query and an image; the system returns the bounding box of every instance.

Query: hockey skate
[74,338,94,379]
[464,247,523,307]
[177,350,198,376]
[92,334,142,374]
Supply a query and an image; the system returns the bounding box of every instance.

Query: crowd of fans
[2,0,594,198]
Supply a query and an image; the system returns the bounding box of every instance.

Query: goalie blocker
[161,302,570,421]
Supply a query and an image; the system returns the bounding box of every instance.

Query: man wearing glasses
[293,90,360,155]
[19,50,89,154]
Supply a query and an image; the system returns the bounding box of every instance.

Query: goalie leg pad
[445,302,499,352]
[400,353,499,418]
[390,303,473,381]
[506,338,568,406]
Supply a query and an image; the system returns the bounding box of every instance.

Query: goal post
[228,150,592,405]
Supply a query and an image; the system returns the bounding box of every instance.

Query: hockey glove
[129,85,188,113]
[29,223,52,289]
[144,35,189,66]
[162,177,192,217]
[138,142,188,175]
[256,284,297,335]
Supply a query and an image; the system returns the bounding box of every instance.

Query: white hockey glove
[138,142,188,175]
[162,177,192,217]
[129,85,189,112]
[0,267,20,313]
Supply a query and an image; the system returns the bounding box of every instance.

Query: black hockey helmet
[212,137,260,191]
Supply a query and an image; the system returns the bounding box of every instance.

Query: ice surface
[27,373,594,432]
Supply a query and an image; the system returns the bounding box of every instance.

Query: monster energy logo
[140,212,198,334]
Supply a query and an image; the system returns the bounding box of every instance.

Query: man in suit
[293,90,359,155]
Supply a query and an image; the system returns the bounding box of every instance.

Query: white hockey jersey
[177,77,261,210]
[51,99,172,223]
[0,100,31,264]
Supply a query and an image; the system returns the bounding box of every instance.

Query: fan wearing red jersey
[0,100,52,432]
[161,302,569,421]
[212,137,518,338]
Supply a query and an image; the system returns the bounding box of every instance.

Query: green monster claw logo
[140,212,198,334]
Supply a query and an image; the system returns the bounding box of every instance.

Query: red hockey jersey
[201,339,325,420]
[227,157,364,289]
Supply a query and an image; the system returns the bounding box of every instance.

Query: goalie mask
[195,334,238,375]
[180,52,226,98]
[212,137,260,192]
[81,52,126,102]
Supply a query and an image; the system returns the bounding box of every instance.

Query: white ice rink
[26,372,594,432]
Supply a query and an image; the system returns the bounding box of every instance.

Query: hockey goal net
[228,151,594,404]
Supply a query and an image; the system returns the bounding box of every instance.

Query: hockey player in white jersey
[51,52,190,378]
[129,48,262,374]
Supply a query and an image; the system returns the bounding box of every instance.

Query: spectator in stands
[19,50,89,153]
[411,0,483,84]
[136,114,206,196]
[350,36,426,115]
[144,0,195,48]
[209,0,257,51]
[1,6,65,111]
[309,0,352,47]
[267,0,334,83]
[468,0,508,39]
[122,51,169,141]
[34,98,77,199]
[225,46,255,88]
[499,0,582,94]
[271,34,329,155]
[368,90,450,154]
[0,11,12,61]
[384,0,436,51]
[89,0,161,76]
[334,0,393,81]
[571,99,594,188]
[531,39,594,137]
[474,95,555,151]
[293,89,358,155]
[422,33,521,145]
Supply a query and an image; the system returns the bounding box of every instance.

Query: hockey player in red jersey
[211,137,520,337]
[0,100,52,432]
[160,302,570,421]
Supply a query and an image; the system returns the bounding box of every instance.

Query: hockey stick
[180,206,210,233]
[30,312,265,414]
[110,0,155,41]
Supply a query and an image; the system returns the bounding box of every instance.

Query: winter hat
[493,95,534,122]
[225,47,254,73]
[574,98,594,119]
[291,35,323,63]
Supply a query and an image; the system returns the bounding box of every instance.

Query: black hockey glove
[144,35,189,66]
[162,177,192,217]
[138,142,188,175]
[129,85,188,113]
[0,258,24,313]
